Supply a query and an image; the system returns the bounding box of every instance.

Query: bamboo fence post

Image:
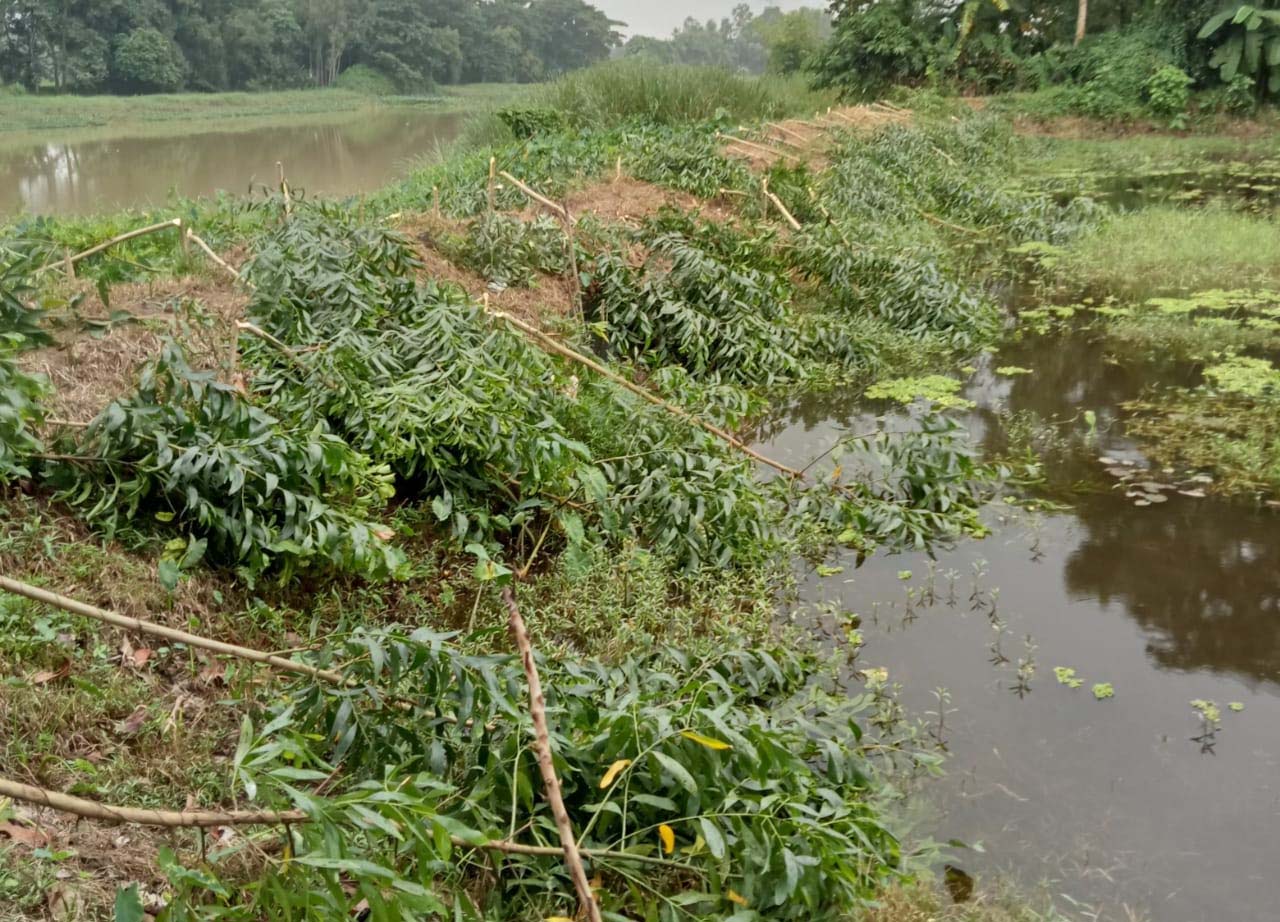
[487,156,497,212]
[177,218,191,262]
[432,185,440,218]
[614,156,622,183]
[62,248,74,279]
[277,161,292,217]
[501,587,602,922]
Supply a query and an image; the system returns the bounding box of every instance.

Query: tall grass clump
[1056,205,1280,297]
[537,59,832,127]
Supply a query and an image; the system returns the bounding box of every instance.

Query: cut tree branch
[502,586,603,922]
[35,219,182,277]
[498,171,569,221]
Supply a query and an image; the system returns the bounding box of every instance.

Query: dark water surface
[759,328,1280,921]
[1,109,463,217]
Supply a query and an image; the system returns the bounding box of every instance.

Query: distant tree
[752,8,830,74]
[223,0,306,90]
[110,25,184,92]
[527,0,621,75]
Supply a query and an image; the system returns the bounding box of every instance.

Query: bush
[812,0,939,97]
[110,28,186,94]
[1147,65,1193,124]
[537,58,829,127]
[334,63,398,96]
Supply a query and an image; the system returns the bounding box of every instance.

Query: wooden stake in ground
[277,161,292,217]
[432,185,441,217]
[501,587,602,922]
[487,156,497,212]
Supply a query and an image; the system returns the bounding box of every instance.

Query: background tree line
[811,0,1280,111]
[0,0,622,94]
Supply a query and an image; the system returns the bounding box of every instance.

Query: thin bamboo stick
[487,156,497,212]
[502,587,602,922]
[0,576,344,685]
[498,171,568,221]
[765,188,802,231]
[186,230,242,282]
[36,219,182,276]
[489,311,804,480]
[767,121,812,144]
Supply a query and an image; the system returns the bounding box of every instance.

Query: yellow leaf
[599,758,632,789]
[680,730,732,751]
[727,889,749,907]
[659,823,675,855]
[545,917,575,922]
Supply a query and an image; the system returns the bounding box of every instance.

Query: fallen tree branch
[490,311,805,480]
[0,776,306,828]
[0,576,344,686]
[0,775,688,871]
[35,219,182,277]
[498,171,569,221]
[502,587,603,922]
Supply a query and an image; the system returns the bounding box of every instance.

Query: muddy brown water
[1,108,463,217]
[759,325,1280,921]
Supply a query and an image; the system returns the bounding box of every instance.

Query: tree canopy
[0,0,623,93]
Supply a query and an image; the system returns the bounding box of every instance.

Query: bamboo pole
[502,587,602,922]
[35,219,182,276]
[487,157,497,212]
[490,311,804,480]
[186,230,242,282]
[277,161,292,218]
[765,187,802,231]
[767,121,812,144]
[0,576,344,686]
[716,131,790,159]
[177,218,191,262]
[432,185,440,218]
[0,776,305,828]
[0,775,685,870]
[498,171,568,221]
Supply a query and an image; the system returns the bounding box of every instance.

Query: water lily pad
[1144,493,1168,503]
[1178,489,1206,498]
[1133,499,1151,507]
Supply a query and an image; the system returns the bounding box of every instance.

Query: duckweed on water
[865,375,974,409]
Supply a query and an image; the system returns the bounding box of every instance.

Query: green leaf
[113,885,144,922]
[699,816,726,859]
[158,558,180,592]
[651,751,698,793]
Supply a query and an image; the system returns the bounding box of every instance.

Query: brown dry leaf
[0,820,50,848]
[46,881,83,921]
[116,704,150,737]
[131,647,154,668]
[198,662,227,685]
[31,661,71,685]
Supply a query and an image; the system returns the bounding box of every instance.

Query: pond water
[1040,160,1280,214]
[759,324,1280,921]
[0,108,463,217]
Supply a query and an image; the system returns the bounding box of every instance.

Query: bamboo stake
[614,155,622,183]
[764,187,802,231]
[36,219,182,276]
[177,218,191,262]
[502,587,602,922]
[432,185,440,218]
[0,576,344,686]
[490,311,804,480]
[277,161,292,218]
[186,230,242,282]
[487,156,497,212]
[498,171,568,221]
[0,775,686,870]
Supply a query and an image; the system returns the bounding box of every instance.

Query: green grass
[1055,205,1280,297]
[534,59,834,128]
[0,84,523,135]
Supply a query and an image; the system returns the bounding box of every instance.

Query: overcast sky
[595,0,821,38]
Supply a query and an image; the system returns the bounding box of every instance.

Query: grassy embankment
[0,64,1102,921]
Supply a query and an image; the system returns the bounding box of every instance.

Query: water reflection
[1,109,463,216]
[756,322,1280,921]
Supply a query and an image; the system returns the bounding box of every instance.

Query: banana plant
[1198,3,1280,95]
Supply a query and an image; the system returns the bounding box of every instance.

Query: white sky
[594,0,820,38]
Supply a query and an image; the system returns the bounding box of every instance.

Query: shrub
[110,28,186,94]
[1147,65,1193,124]
[334,63,399,96]
[812,0,939,97]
